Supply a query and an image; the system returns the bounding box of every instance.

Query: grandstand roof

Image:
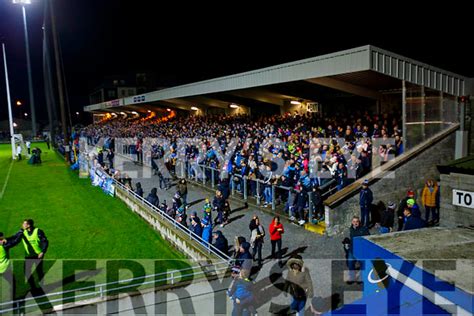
[84,45,473,112]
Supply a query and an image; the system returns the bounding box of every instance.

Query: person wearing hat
[0,231,22,300]
[227,267,256,316]
[397,190,415,231]
[379,201,396,233]
[284,255,313,316]
[406,198,421,218]
[403,207,426,231]
[359,179,373,227]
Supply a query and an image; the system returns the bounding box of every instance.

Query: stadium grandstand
[1,45,472,314]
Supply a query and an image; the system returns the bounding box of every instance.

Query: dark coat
[212,231,229,255]
[380,209,395,229]
[359,188,373,208]
[403,215,426,231]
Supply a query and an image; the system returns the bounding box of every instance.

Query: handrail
[324,123,460,208]
[107,169,232,263]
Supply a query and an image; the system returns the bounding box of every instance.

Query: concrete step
[304,221,326,235]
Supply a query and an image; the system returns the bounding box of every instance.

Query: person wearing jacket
[421,179,439,224]
[0,231,22,300]
[134,182,144,198]
[249,216,265,267]
[178,178,188,205]
[190,216,203,238]
[284,256,313,316]
[227,268,256,316]
[146,187,160,207]
[213,190,225,226]
[379,201,396,233]
[201,217,212,244]
[236,241,253,272]
[212,230,229,256]
[397,190,415,231]
[403,207,426,231]
[346,216,369,284]
[359,180,373,227]
[269,216,284,265]
[21,219,49,289]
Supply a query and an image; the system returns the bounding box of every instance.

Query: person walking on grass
[269,216,284,266]
[21,219,48,289]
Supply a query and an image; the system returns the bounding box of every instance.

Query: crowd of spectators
[82,110,403,224]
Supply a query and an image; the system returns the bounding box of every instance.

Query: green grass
[0,143,190,309]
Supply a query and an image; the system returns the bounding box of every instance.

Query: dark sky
[0,1,472,124]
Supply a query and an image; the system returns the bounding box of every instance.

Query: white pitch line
[0,161,13,200]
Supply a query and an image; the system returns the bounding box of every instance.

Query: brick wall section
[440,172,474,227]
[326,132,456,236]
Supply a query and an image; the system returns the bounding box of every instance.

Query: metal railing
[184,163,338,220]
[0,261,230,314]
[101,165,233,264]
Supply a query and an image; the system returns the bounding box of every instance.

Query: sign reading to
[453,189,474,208]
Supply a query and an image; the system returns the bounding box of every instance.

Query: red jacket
[269,222,284,241]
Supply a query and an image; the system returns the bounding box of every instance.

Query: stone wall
[326,131,456,236]
[440,172,474,227]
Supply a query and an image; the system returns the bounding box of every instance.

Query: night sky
[0,1,472,125]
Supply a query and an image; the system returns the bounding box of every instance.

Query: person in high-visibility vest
[0,231,22,300]
[21,219,48,288]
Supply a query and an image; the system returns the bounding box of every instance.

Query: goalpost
[12,134,31,159]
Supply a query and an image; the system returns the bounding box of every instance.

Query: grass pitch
[0,143,189,307]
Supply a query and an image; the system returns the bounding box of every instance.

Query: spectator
[190,216,203,237]
[134,182,144,198]
[346,216,369,284]
[269,216,284,265]
[397,190,414,231]
[233,236,246,259]
[236,241,253,273]
[213,190,225,226]
[178,179,188,205]
[201,217,212,244]
[379,201,396,233]
[403,207,426,231]
[284,255,313,316]
[310,186,324,224]
[421,179,439,225]
[435,180,441,224]
[227,268,256,316]
[359,180,373,227]
[146,187,159,207]
[249,215,265,266]
[212,230,229,256]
